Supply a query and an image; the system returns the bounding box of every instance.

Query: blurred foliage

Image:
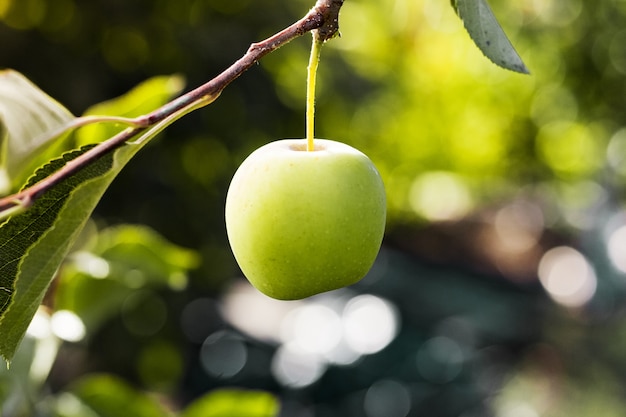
[56,223,199,332]
[1,0,626,416]
[182,388,279,417]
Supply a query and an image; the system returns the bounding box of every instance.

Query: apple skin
[225,139,386,300]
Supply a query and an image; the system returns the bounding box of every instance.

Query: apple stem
[306,34,324,152]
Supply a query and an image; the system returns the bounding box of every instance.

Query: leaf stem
[306,35,324,152]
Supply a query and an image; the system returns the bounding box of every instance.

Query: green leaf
[55,224,199,332]
[94,225,200,285]
[0,144,136,362]
[182,389,280,417]
[76,75,185,147]
[0,70,75,194]
[0,75,184,363]
[68,374,172,417]
[455,0,529,74]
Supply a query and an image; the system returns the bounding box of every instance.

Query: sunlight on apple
[538,246,597,308]
[409,171,472,221]
[50,310,86,342]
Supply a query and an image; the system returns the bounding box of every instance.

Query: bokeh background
[2,0,626,415]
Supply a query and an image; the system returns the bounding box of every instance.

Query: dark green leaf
[0,144,133,362]
[455,0,529,74]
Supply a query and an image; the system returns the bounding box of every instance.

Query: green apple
[225,138,386,300]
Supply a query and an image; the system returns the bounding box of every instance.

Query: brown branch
[0,0,344,215]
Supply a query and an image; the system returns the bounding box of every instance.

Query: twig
[0,0,344,215]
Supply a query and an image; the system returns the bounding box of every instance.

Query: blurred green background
[2,0,626,415]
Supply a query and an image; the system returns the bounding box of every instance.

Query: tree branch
[0,0,344,216]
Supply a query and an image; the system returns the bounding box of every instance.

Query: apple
[225,138,386,300]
